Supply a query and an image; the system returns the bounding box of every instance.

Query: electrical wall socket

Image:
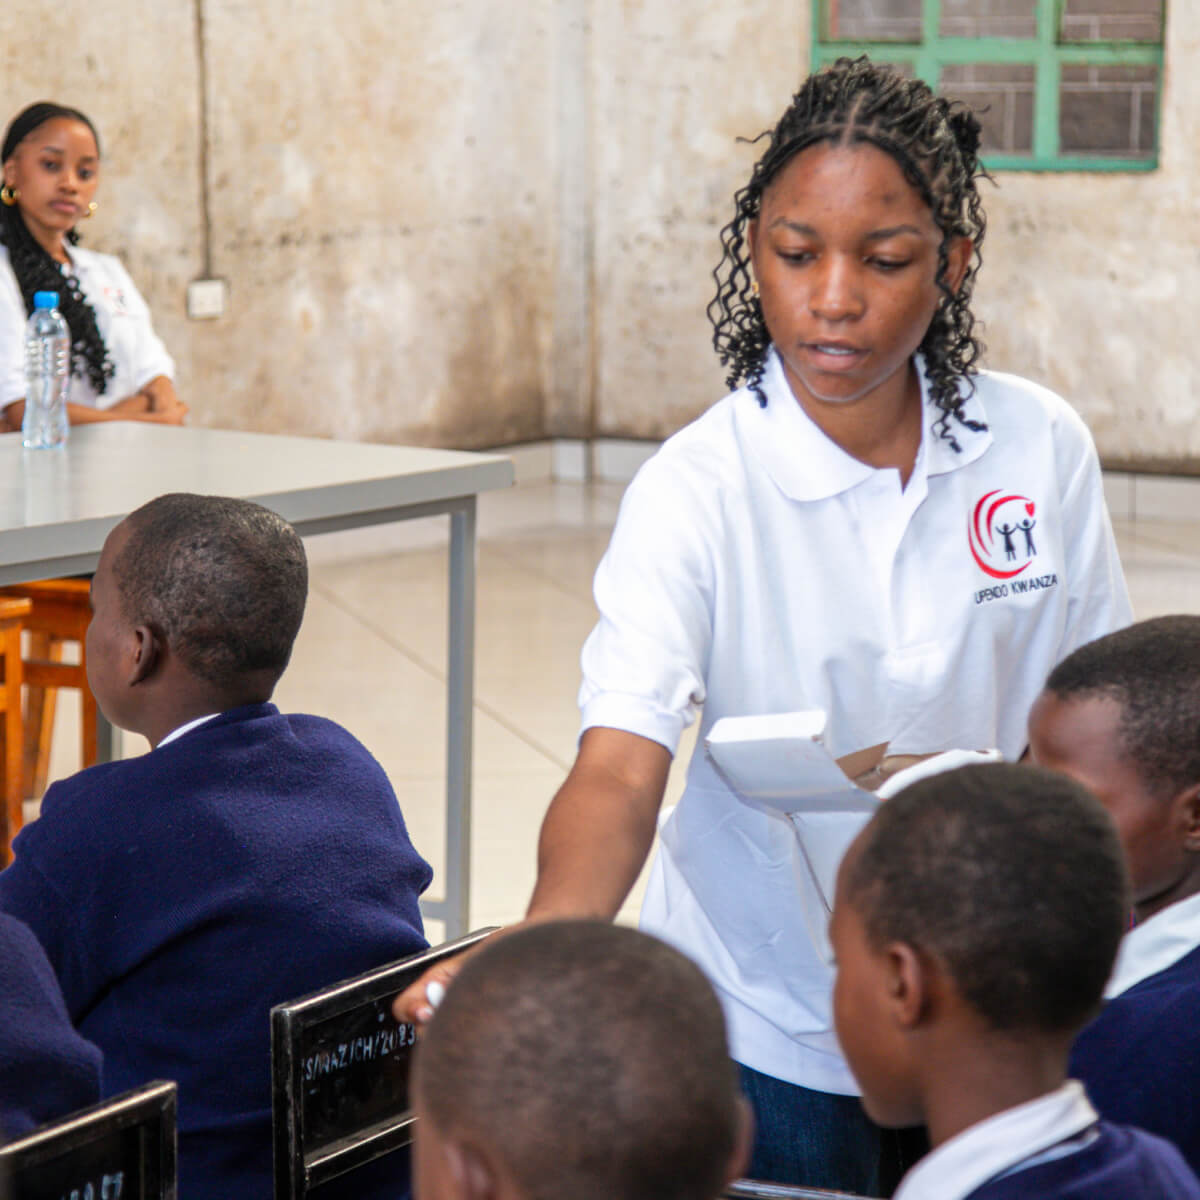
[187,278,226,320]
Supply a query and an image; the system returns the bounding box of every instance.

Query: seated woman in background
[0,101,186,432]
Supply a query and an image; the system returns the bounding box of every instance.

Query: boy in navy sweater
[1029,616,1200,1175]
[411,920,750,1200]
[831,763,1200,1199]
[0,494,432,1198]
[0,909,101,1140]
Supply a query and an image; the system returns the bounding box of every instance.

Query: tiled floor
[38,477,1200,942]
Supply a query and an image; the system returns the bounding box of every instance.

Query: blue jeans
[737,1062,884,1194]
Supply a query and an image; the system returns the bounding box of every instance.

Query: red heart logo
[1025,502,1035,516]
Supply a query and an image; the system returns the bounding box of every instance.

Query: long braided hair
[708,56,989,451]
[1,102,115,396]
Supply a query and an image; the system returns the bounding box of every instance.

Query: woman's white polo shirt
[579,350,1131,1095]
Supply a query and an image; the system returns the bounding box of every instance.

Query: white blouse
[0,242,174,410]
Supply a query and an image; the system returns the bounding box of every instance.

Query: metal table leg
[436,498,476,937]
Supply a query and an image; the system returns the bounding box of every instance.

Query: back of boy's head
[114,493,307,692]
[413,920,743,1200]
[1044,616,1200,798]
[843,763,1129,1034]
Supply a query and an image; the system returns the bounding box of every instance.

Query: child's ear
[724,1096,755,1187]
[443,1138,498,1200]
[1177,782,1200,853]
[884,941,930,1030]
[128,624,163,686]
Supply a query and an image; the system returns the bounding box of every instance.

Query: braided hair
[1,102,115,396]
[708,56,989,451]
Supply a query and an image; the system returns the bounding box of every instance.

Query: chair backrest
[725,1182,880,1200]
[271,927,497,1200]
[0,1081,177,1200]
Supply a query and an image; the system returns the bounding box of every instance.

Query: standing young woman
[398,58,1131,1193]
[0,102,186,431]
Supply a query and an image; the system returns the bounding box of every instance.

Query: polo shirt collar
[894,1081,1098,1200]
[1105,891,1200,999]
[739,348,992,502]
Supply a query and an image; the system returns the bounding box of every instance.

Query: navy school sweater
[1069,943,1200,1175]
[0,910,102,1140]
[0,704,432,1199]
[965,1121,1200,1199]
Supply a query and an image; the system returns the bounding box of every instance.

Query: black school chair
[725,1182,880,1200]
[270,927,497,1200]
[0,1080,177,1200]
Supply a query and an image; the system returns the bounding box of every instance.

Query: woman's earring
[0,184,17,206]
[84,201,97,218]
[750,279,760,298]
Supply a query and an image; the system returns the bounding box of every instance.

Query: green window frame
[812,0,1164,171]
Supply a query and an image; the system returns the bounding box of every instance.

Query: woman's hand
[392,934,495,1026]
[113,377,188,424]
[108,392,153,416]
[393,728,672,1028]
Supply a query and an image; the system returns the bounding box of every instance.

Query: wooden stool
[0,595,32,864]
[0,579,98,801]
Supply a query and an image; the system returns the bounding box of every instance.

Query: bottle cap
[33,291,59,309]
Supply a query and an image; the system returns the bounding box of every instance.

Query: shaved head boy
[412,920,750,1200]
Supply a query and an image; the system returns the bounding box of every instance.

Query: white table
[0,423,514,938]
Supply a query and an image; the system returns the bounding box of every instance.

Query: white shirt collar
[894,1081,1098,1200]
[1105,891,1200,999]
[740,349,991,503]
[156,712,222,750]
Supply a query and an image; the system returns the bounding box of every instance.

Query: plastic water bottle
[23,290,70,450]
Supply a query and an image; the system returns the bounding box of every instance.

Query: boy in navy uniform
[0,910,101,1139]
[1029,616,1200,1175]
[830,763,1200,1199]
[411,920,751,1200]
[0,494,432,1198]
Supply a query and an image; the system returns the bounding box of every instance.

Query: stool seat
[0,578,98,804]
[0,595,32,863]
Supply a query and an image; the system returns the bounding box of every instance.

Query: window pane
[939,0,1037,38]
[940,65,1035,154]
[827,0,922,42]
[1059,65,1158,157]
[1061,0,1163,43]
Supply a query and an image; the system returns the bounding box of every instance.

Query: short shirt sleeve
[579,449,719,754]
[0,251,28,408]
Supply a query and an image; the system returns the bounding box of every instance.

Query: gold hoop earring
[750,279,760,298]
[0,185,17,207]
[83,201,97,218]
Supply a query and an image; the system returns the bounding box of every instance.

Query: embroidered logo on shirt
[101,285,129,316]
[969,489,1041,579]
[970,490,1059,605]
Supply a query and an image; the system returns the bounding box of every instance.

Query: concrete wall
[2,0,560,449]
[978,11,1199,472]
[588,4,1200,470]
[1,2,1195,466]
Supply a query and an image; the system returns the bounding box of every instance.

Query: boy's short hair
[843,763,1129,1034]
[114,493,307,690]
[413,920,742,1200]
[1044,616,1200,797]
